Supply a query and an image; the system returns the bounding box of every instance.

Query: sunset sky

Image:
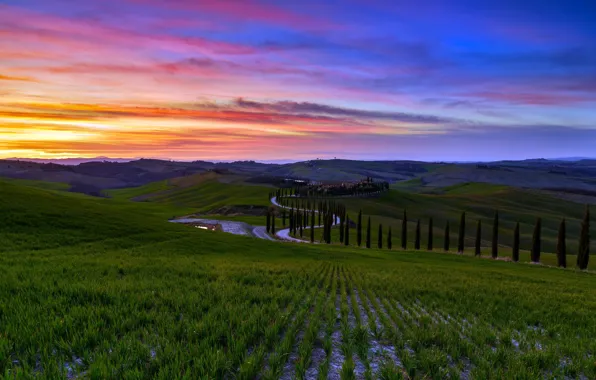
[2,0,596,161]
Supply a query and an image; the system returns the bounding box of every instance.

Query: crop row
[3,258,594,378]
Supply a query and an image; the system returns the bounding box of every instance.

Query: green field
[1,179,595,378]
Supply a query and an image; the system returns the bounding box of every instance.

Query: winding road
[170,196,339,244]
[270,196,339,243]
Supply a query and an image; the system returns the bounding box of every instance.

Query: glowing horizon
[2,0,596,162]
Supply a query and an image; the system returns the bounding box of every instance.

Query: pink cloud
[0,5,255,56]
[131,0,337,30]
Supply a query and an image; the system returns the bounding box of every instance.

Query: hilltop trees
[577,206,590,270]
[378,224,383,249]
[492,211,499,259]
[458,212,466,254]
[295,177,389,197]
[401,210,407,250]
[531,217,541,263]
[444,222,450,251]
[357,210,363,247]
[366,217,371,248]
[388,227,392,250]
[557,219,566,268]
[415,220,421,250]
[475,220,481,256]
[512,222,520,262]
[427,217,433,251]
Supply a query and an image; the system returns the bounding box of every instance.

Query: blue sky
[1,0,595,161]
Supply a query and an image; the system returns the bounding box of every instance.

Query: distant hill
[2,158,596,197]
[5,157,135,165]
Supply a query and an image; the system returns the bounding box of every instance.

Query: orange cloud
[0,74,37,82]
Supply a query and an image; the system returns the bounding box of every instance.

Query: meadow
[1,178,595,379]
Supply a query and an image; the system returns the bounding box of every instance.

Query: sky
[1,0,596,162]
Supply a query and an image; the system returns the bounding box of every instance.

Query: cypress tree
[557,219,566,268]
[512,222,520,262]
[378,224,383,249]
[427,217,433,251]
[492,211,499,259]
[577,206,590,270]
[531,217,541,263]
[387,227,392,250]
[344,214,350,246]
[415,220,421,250]
[339,217,345,243]
[357,210,363,247]
[475,220,481,256]
[366,217,371,248]
[401,210,407,250]
[444,222,450,251]
[323,214,327,243]
[271,212,276,234]
[289,209,294,233]
[310,210,315,243]
[327,213,333,244]
[458,212,466,254]
[266,210,271,233]
[325,213,329,243]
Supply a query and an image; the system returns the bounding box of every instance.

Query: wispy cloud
[0,74,37,82]
[204,98,460,125]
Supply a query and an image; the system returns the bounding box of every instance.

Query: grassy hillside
[0,177,70,192]
[1,182,595,378]
[108,172,271,212]
[107,180,172,200]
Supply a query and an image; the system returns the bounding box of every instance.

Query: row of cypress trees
[347,207,590,270]
[269,195,591,270]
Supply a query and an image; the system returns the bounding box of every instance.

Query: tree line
[269,177,389,199]
[266,193,591,270]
